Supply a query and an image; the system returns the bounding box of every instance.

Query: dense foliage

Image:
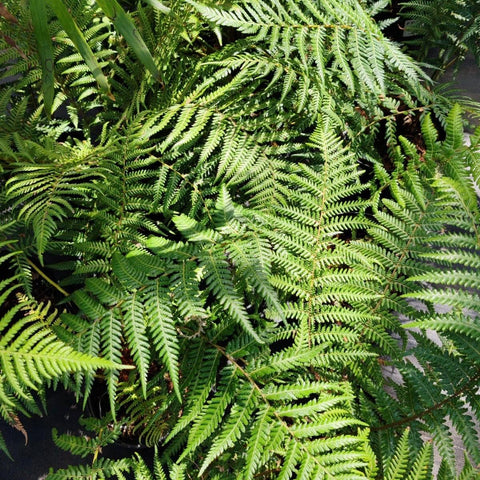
[400,0,480,76]
[1,0,479,478]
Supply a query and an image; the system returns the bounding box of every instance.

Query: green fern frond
[199,245,261,342]
[406,314,480,342]
[381,429,434,480]
[144,279,181,400]
[5,150,106,262]
[401,0,480,74]
[45,457,131,480]
[198,382,256,475]
[170,259,207,319]
[123,292,151,398]
[0,297,122,400]
[112,252,148,289]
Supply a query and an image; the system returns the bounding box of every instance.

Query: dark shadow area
[2,389,152,480]
[443,54,480,104]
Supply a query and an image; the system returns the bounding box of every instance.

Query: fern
[355,111,480,475]
[2,0,480,478]
[400,0,480,76]
[0,250,126,457]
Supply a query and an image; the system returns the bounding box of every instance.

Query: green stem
[27,258,69,297]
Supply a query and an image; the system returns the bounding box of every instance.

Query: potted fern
[1,1,479,479]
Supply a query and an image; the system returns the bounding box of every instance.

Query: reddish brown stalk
[0,2,18,24]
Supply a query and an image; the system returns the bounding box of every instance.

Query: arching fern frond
[190,0,424,95]
[0,294,122,401]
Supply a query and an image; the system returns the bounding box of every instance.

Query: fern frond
[0,298,121,399]
[123,292,150,398]
[199,245,261,342]
[198,383,256,475]
[101,311,123,416]
[144,279,180,400]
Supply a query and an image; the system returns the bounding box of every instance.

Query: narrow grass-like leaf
[95,0,161,81]
[46,0,113,97]
[30,0,55,116]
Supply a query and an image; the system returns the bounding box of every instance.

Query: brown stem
[373,369,480,432]
[0,2,18,24]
